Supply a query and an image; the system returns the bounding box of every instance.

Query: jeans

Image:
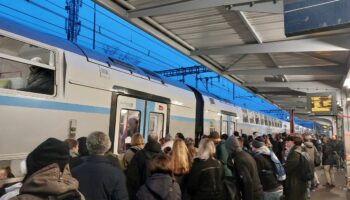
[263,189,283,200]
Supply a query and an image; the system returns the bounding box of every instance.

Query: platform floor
[311,168,349,200]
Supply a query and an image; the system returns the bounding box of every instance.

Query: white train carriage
[0,17,307,177]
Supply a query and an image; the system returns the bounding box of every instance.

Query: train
[0,16,309,175]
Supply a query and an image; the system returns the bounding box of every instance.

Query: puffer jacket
[9,163,84,200]
[136,173,181,200]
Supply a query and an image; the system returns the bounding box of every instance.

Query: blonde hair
[131,133,144,147]
[197,138,216,160]
[171,139,191,175]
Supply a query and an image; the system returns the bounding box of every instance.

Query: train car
[0,17,305,176]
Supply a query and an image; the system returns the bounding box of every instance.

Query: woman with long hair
[187,138,225,200]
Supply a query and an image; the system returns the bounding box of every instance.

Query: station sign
[284,0,350,36]
[307,92,337,115]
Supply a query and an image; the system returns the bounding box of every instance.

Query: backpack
[295,150,314,181]
[269,152,286,181]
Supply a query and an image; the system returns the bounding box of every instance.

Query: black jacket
[187,157,226,200]
[136,173,181,200]
[72,155,128,200]
[228,151,263,200]
[126,141,161,200]
[322,141,336,165]
[253,154,282,192]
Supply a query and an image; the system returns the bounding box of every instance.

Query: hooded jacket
[136,173,181,200]
[9,163,84,200]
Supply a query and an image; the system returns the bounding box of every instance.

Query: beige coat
[9,163,84,200]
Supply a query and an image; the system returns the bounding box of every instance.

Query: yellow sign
[310,95,332,112]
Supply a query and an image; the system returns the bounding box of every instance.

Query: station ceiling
[95,0,350,120]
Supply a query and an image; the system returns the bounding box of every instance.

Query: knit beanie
[225,135,242,155]
[26,138,70,178]
[252,139,264,148]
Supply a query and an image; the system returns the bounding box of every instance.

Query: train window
[221,120,228,135]
[242,109,248,123]
[264,116,268,125]
[260,114,265,125]
[118,109,141,153]
[255,113,260,124]
[0,35,55,95]
[249,112,255,124]
[148,112,164,140]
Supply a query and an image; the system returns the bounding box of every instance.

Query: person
[187,138,226,200]
[120,118,140,152]
[176,133,185,141]
[8,138,84,200]
[126,133,162,200]
[0,167,13,180]
[251,137,283,200]
[226,135,263,200]
[171,139,191,199]
[233,131,240,137]
[136,154,181,200]
[72,131,128,200]
[69,137,89,169]
[123,133,144,169]
[322,137,336,187]
[284,136,308,200]
[65,138,79,158]
[209,131,232,177]
[185,137,198,159]
[162,134,174,152]
[221,133,228,140]
[22,57,54,95]
[304,135,319,189]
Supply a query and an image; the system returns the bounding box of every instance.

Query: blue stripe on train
[0,95,110,114]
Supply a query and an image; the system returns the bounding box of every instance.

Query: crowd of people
[0,130,344,200]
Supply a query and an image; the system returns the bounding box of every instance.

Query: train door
[109,86,170,154]
[220,111,236,136]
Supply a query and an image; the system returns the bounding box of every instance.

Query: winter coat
[72,155,128,200]
[136,173,181,200]
[9,163,84,200]
[216,140,232,177]
[284,145,308,200]
[304,141,317,171]
[228,151,263,200]
[175,174,190,200]
[187,157,226,200]
[322,142,336,166]
[253,146,282,192]
[123,146,142,169]
[126,141,162,200]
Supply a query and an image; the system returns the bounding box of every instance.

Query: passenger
[185,137,198,159]
[136,154,181,200]
[126,132,162,200]
[70,137,89,169]
[187,138,226,200]
[226,135,263,200]
[0,167,13,180]
[322,137,336,187]
[162,133,174,152]
[209,131,232,177]
[105,148,122,169]
[123,133,144,170]
[251,137,283,200]
[8,138,84,200]
[22,57,54,95]
[175,133,185,141]
[65,138,79,158]
[304,135,319,190]
[72,131,128,200]
[121,118,139,152]
[171,139,191,199]
[233,131,240,137]
[220,133,228,140]
[284,136,308,200]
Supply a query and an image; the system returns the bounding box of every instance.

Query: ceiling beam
[191,34,350,56]
[256,90,307,96]
[127,0,260,18]
[225,66,345,75]
[244,81,338,90]
[228,0,283,14]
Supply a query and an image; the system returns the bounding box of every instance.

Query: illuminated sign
[307,92,336,115]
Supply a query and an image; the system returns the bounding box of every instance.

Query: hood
[144,141,161,153]
[20,163,79,196]
[254,145,271,155]
[225,136,241,155]
[145,173,175,199]
[304,141,314,148]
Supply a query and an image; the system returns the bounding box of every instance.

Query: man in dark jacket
[226,136,263,200]
[126,133,162,200]
[322,137,336,187]
[72,131,128,200]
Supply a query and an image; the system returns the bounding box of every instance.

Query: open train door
[109,86,170,154]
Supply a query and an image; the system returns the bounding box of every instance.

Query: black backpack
[295,150,314,181]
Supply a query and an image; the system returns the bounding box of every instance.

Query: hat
[26,138,70,178]
[225,135,241,155]
[252,139,264,148]
[77,137,89,156]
